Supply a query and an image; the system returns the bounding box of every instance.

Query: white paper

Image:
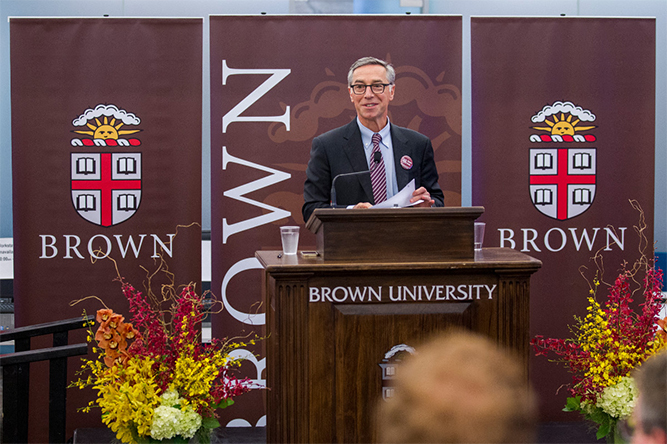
[372,179,423,208]
[0,238,13,279]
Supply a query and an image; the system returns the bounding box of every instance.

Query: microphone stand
[330,152,382,208]
[330,170,370,208]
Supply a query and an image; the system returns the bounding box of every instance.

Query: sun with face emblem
[532,112,596,136]
[71,104,142,141]
[74,115,141,140]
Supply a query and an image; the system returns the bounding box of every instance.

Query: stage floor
[71,422,601,443]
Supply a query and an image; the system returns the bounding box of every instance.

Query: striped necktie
[370,133,387,204]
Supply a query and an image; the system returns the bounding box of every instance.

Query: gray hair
[635,351,667,434]
[347,57,396,86]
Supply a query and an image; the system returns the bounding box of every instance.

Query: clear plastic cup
[474,222,486,251]
[280,226,300,255]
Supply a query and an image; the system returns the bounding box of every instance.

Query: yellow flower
[83,356,160,444]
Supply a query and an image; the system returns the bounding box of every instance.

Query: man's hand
[411,186,435,207]
[352,188,434,209]
[353,202,373,209]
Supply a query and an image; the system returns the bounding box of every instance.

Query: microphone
[331,170,370,208]
[373,151,382,164]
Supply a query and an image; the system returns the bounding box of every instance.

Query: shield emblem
[529,148,596,220]
[71,152,142,227]
[378,344,415,401]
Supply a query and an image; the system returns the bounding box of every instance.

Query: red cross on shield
[529,148,596,220]
[71,152,142,227]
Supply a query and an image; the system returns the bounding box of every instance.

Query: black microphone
[373,151,382,164]
[331,170,370,208]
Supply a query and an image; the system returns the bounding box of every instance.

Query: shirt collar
[357,117,391,150]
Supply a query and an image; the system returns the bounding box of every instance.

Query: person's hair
[635,351,667,435]
[375,330,537,443]
[347,56,396,86]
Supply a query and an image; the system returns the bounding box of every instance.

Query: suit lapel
[391,125,413,190]
[342,120,373,201]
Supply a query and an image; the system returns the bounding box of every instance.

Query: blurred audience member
[631,351,667,444]
[376,330,536,443]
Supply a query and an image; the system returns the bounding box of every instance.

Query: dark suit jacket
[302,119,444,223]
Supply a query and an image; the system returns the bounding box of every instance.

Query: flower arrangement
[532,205,666,441]
[71,269,257,444]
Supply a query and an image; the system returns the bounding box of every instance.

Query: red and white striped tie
[370,133,387,204]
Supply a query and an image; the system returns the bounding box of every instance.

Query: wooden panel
[307,207,484,262]
[333,307,473,443]
[267,274,312,443]
[260,248,540,443]
[308,302,335,443]
[496,273,532,378]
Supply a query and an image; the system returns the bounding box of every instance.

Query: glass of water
[280,226,300,255]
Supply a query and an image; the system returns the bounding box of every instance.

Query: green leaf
[563,396,581,412]
[589,409,608,425]
[202,417,220,429]
[596,421,611,440]
[212,398,235,409]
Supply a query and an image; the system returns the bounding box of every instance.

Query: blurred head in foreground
[632,351,667,444]
[376,330,537,443]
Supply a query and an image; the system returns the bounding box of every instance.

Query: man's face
[348,64,395,132]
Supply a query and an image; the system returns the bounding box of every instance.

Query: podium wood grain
[258,247,541,443]
[306,207,484,262]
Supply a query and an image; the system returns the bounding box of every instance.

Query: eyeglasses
[350,83,393,95]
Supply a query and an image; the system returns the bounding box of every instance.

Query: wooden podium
[257,208,541,443]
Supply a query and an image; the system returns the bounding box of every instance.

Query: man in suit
[302,56,444,223]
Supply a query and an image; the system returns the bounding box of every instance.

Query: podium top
[305,206,485,233]
[256,247,542,271]
[305,206,485,262]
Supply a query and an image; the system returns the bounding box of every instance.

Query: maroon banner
[210,15,462,425]
[11,18,202,440]
[471,17,655,420]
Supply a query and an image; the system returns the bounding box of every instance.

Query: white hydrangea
[151,405,182,440]
[150,389,203,440]
[179,407,203,438]
[160,388,181,407]
[597,376,637,419]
